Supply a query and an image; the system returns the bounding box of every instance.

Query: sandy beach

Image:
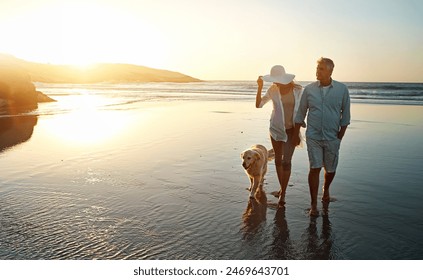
[1,89,422,259]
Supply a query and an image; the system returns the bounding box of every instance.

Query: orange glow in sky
[1,0,422,82]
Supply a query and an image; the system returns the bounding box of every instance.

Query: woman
[256,65,303,208]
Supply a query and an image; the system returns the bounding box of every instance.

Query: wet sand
[1,99,422,259]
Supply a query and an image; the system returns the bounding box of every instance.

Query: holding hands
[292,131,301,147]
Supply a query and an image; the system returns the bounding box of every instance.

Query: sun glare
[43,109,132,145]
[2,2,168,68]
[58,2,168,68]
[41,93,134,145]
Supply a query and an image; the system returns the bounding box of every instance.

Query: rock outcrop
[0,55,56,112]
[0,63,38,111]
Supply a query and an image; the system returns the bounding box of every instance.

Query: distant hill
[0,54,201,83]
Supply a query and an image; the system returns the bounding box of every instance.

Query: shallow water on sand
[1,87,423,259]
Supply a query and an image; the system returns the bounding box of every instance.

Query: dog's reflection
[242,190,267,236]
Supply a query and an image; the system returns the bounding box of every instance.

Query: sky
[0,0,422,82]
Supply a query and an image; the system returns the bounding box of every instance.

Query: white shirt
[322,85,330,97]
[258,84,303,142]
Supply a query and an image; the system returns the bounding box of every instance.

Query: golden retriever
[241,144,274,199]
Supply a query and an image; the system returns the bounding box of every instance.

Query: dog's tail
[267,149,275,161]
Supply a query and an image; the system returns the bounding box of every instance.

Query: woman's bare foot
[270,191,280,198]
[278,197,286,208]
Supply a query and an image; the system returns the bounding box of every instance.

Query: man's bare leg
[308,168,321,216]
[322,171,336,202]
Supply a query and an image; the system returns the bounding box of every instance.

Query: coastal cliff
[0,54,201,84]
[0,54,200,111]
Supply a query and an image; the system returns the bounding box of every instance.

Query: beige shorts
[306,138,341,173]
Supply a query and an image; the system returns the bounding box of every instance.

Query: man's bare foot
[321,195,330,203]
[308,208,319,217]
[321,196,337,203]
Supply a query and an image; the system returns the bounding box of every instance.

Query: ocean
[34,81,423,108]
[1,81,422,260]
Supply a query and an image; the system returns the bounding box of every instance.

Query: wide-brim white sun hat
[262,65,295,84]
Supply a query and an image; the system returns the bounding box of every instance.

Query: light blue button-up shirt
[294,80,351,141]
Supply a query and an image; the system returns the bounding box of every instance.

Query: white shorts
[306,138,341,173]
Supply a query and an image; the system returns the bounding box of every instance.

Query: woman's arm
[256,76,263,108]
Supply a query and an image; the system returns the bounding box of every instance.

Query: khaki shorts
[306,138,341,173]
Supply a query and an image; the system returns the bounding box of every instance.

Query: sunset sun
[1,1,168,68]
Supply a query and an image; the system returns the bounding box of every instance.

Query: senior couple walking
[256,57,351,216]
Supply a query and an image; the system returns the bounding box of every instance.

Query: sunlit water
[1,82,422,259]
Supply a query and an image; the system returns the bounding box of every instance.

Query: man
[292,57,351,216]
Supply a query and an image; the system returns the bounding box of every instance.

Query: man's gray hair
[317,57,335,71]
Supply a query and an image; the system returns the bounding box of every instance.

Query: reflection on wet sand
[268,202,334,259]
[242,190,267,237]
[0,109,37,153]
[302,202,334,259]
[270,208,293,259]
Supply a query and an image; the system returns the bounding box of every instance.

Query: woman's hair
[292,80,303,89]
[275,81,302,90]
[317,57,335,71]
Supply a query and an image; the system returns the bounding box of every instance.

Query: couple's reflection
[0,109,38,153]
[241,192,334,259]
[270,207,293,259]
[271,203,333,259]
[303,202,333,259]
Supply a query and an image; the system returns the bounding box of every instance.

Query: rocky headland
[0,54,200,112]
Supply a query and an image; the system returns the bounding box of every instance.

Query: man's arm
[338,86,351,140]
[338,125,348,140]
[340,87,351,126]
